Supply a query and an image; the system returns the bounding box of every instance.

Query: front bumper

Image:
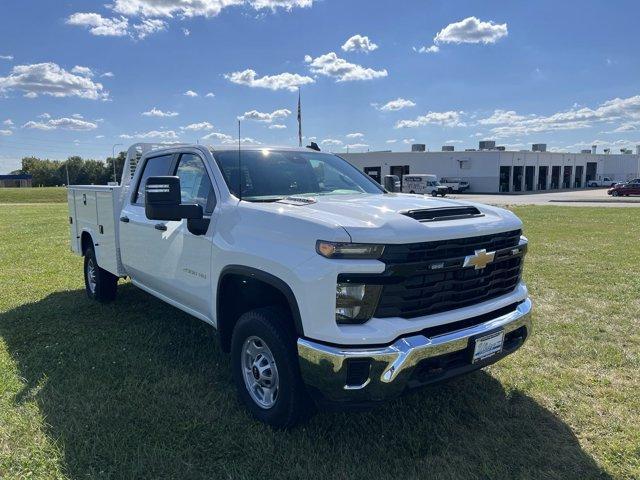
[297,298,532,404]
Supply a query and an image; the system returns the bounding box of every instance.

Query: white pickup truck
[68,143,532,427]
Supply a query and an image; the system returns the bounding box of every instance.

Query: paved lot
[449,188,640,207]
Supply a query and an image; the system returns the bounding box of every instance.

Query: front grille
[374,229,524,319]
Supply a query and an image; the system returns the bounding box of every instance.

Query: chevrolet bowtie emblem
[463,249,496,270]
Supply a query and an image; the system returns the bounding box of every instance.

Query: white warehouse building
[340,143,640,193]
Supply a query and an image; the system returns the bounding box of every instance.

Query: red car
[608,182,640,197]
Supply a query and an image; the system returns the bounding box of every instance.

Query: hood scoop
[401,206,483,222]
[277,196,317,206]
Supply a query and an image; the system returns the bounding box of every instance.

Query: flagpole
[297,87,302,147]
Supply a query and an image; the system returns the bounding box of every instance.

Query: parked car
[68,143,532,427]
[440,177,470,193]
[613,178,640,188]
[587,176,623,187]
[402,174,448,196]
[608,182,640,196]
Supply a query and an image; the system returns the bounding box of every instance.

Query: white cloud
[385,139,397,144]
[23,117,98,131]
[111,0,313,17]
[184,90,199,97]
[102,72,115,78]
[434,17,508,45]
[478,109,526,125]
[345,132,364,139]
[96,134,105,139]
[225,69,314,91]
[239,109,291,122]
[71,113,84,119]
[38,113,51,119]
[321,138,343,146]
[268,124,287,129]
[0,55,13,61]
[0,62,109,100]
[133,19,167,39]
[376,97,416,112]
[182,122,214,131]
[71,66,94,77]
[183,28,191,36]
[205,92,215,98]
[345,143,369,150]
[402,138,416,144]
[445,139,463,144]
[396,111,465,128]
[341,34,378,53]
[414,45,440,54]
[120,129,179,140]
[305,52,387,82]
[66,13,129,37]
[142,107,179,117]
[201,131,233,142]
[482,95,640,137]
[3,119,14,126]
[0,129,12,136]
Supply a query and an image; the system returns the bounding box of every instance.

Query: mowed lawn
[0,199,638,479]
[0,187,67,204]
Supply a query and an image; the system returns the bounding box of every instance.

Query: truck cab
[68,143,532,427]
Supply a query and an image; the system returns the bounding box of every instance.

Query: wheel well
[80,231,93,255]
[216,270,302,353]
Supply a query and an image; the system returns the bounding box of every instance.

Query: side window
[175,154,215,214]
[134,154,174,205]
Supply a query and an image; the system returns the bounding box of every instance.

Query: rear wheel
[612,191,620,197]
[231,307,311,428]
[84,246,118,302]
[431,190,438,197]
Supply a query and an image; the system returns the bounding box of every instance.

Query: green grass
[0,204,638,479]
[0,187,67,203]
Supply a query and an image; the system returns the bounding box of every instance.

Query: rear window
[133,154,174,204]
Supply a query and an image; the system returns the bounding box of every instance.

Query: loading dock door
[513,166,523,192]
[364,166,382,184]
[499,166,511,192]
[586,162,597,182]
[538,166,548,190]
[563,166,573,188]
[390,165,409,189]
[551,166,561,189]
[525,166,534,191]
[575,166,584,188]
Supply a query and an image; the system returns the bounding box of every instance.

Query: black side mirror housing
[145,176,203,221]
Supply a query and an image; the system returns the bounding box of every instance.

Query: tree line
[10,154,127,187]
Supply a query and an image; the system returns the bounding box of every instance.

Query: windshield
[213,149,384,201]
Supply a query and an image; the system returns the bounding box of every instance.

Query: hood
[256,193,522,244]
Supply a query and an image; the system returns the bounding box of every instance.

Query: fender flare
[217,265,305,336]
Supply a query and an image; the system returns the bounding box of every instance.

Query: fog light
[336,282,382,324]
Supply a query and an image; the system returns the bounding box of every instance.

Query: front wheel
[84,246,118,302]
[612,191,620,197]
[431,190,438,197]
[231,307,311,428]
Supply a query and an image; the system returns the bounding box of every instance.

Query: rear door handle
[120,216,130,223]
[154,223,167,231]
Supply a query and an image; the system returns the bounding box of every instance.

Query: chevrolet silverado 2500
[68,143,532,427]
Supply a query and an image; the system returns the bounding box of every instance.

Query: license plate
[472,330,505,363]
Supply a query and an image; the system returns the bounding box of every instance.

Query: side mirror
[145,176,203,221]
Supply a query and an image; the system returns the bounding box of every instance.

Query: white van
[402,174,448,197]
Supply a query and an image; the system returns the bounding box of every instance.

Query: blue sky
[1,0,640,173]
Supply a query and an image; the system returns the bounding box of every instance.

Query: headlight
[335,281,382,324]
[316,241,385,259]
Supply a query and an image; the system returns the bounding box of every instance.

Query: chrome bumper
[297,298,532,403]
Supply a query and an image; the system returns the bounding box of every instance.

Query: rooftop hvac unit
[532,143,547,152]
[636,145,640,155]
[411,144,426,152]
[441,145,454,152]
[479,140,496,150]
[496,146,506,151]
[581,149,591,154]
[591,145,597,154]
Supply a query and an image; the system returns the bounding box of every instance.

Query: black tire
[612,191,620,197]
[409,190,415,194]
[231,307,311,428]
[84,245,118,302]
[431,190,438,197]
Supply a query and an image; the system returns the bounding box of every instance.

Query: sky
[1,0,640,173]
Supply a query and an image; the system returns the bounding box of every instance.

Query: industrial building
[0,174,32,188]
[341,143,640,193]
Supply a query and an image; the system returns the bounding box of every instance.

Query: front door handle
[120,216,130,223]
[154,223,167,231]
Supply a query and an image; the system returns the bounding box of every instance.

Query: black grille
[374,229,523,319]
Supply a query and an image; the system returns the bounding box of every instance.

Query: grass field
[0,203,638,479]
[0,187,67,204]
